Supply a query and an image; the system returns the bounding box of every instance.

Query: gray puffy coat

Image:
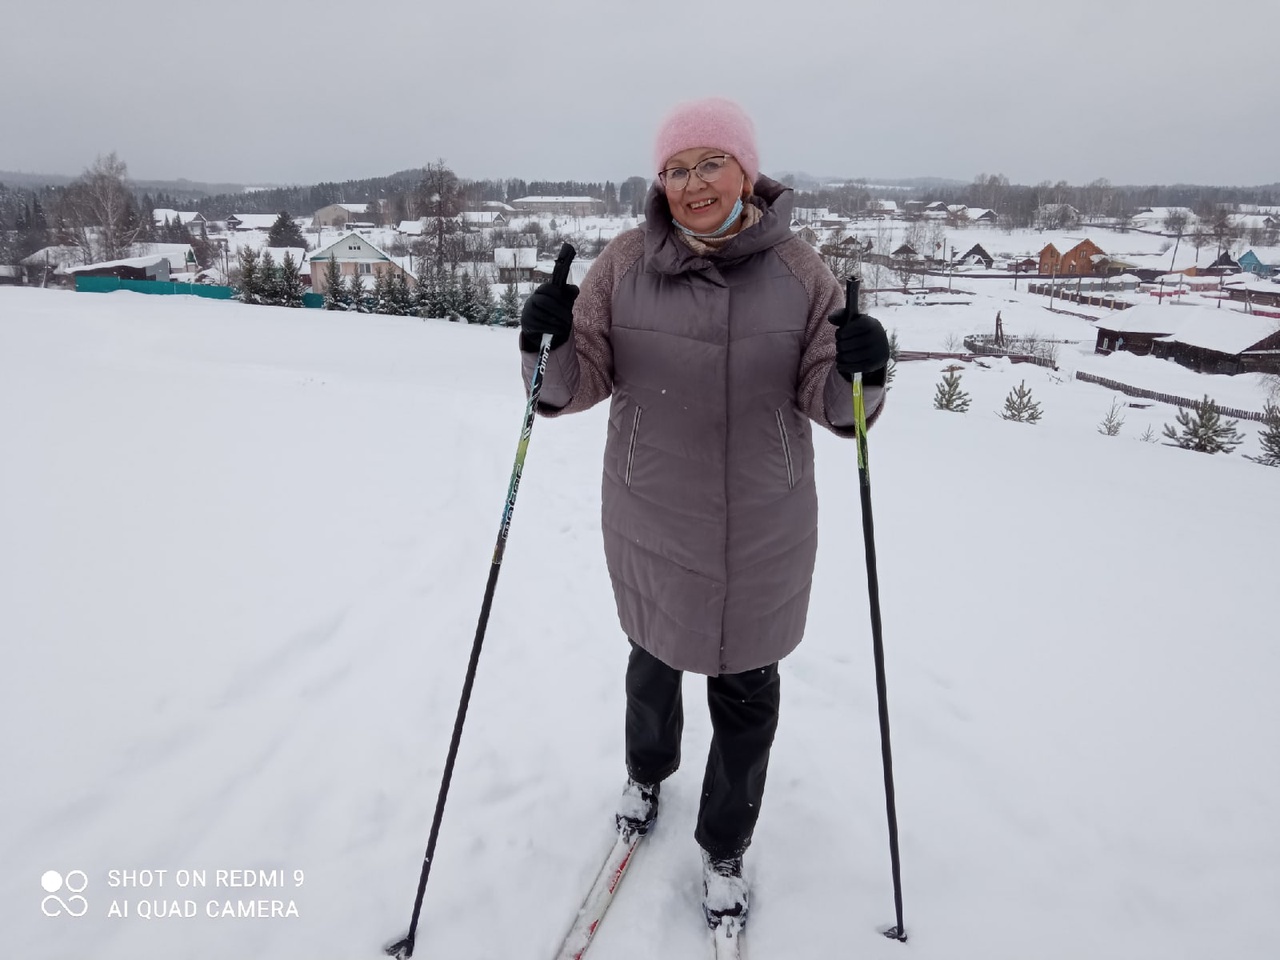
[523,177,883,675]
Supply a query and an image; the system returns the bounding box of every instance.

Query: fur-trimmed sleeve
[773,237,885,438]
[520,229,645,416]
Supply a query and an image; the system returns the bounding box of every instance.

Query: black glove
[828,304,890,386]
[519,281,579,353]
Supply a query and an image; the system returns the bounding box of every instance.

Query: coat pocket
[625,406,643,487]
[775,409,795,490]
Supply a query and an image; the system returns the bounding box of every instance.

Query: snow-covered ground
[2,285,1277,960]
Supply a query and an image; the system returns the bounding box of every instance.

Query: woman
[519,96,889,928]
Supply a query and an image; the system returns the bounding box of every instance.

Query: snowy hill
[1,286,1276,960]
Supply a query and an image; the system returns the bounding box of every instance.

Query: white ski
[553,829,645,960]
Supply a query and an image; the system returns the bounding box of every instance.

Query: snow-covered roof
[1155,309,1280,355]
[494,248,537,269]
[397,219,425,235]
[67,255,168,273]
[309,232,392,262]
[152,209,203,225]
[461,211,504,224]
[512,196,601,204]
[1102,303,1279,353]
[1222,274,1280,294]
[229,214,279,230]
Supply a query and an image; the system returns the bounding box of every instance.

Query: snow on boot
[701,848,749,930]
[615,778,659,837]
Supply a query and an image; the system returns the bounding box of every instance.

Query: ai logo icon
[41,870,89,917]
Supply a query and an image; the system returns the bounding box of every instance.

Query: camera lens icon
[41,870,89,918]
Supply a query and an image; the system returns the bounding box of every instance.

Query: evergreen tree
[497,283,523,327]
[885,329,899,388]
[267,211,307,249]
[323,256,344,310]
[1162,395,1243,453]
[236,247,261,304]
[933,368,971,412]
[415,260,434,317]
[1245,401,1280,466]
[440,268,462,320]
[258,249,280,305]
[473,271,494,325]
[346,271,367,313]
[371,267,392,314]
[457,271,480,323]
[1098,398,1126,436]
[1000,380,1043,423]
[387,268,413,316]
[278,251,304,308]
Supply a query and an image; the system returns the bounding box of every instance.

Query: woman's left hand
[829,309,889,385]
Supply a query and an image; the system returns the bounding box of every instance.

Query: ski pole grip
[846,277,861,320]
[551,242,576,290]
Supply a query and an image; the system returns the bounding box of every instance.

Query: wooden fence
[1074,371,1266,422]
[1026,282,1133,311]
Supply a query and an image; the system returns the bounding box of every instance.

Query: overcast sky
[4,0,1277,189]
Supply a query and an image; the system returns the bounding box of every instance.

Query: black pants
[624,641,781,860]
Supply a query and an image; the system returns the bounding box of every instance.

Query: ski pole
[385,243,577,960]
[847,276,908,943]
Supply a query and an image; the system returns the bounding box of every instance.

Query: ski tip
[879,923,908,942]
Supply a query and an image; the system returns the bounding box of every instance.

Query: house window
[1102,338,1110,351]
[359,263,372,275]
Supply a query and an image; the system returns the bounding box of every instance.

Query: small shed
[68,255,170,283]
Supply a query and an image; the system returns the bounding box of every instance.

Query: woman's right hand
[519,281,579,352]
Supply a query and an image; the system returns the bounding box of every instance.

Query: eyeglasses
[658,155,734,190]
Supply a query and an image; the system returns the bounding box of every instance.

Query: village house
[1096,303,1280,374]
[957,243,995,269]
[1151,306,1280,375]
[307,233,413,294]
[460,211,507,227]
[510,196,604,217]
[494,247,537,283]
[1237,250,1277,278]
[1094,305,1179,356]
[866,199,899,218]
[1127,207,1197,232]
[1039,238,1105,277]
[312,203,373,228]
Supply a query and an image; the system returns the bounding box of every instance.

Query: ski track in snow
[1,285,1277,960]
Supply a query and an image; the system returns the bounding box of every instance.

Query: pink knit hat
[653,97,759,185]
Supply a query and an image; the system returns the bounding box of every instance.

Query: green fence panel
[75,275,236,300]
[302,292,325,309]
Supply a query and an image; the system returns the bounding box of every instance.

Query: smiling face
[661,147,750,235]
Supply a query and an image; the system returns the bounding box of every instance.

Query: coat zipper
[775,410,795,489]
[625,407,643,487]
